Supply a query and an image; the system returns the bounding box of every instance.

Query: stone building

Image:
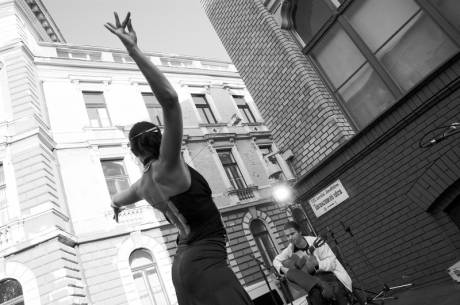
[0,0,300,304]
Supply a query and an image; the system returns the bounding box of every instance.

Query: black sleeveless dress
[169,166,253,305]
[169,165,226,244]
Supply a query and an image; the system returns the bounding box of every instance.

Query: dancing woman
[105,12,253,305]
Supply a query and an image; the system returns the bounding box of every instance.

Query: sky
[41,0,231,61]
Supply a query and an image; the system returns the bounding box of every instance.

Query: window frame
[142,92,164,126]
[130,249,171,305]
[192,94,218,124]
[250,219,279,267]
[82,90,112,128]
[217,149,247,190]
[288,0,460,130]
[0,278,24,305]
[258,144,286,180]
[100,159,131,197]
[233,95,257,123]
[0,163,8,224]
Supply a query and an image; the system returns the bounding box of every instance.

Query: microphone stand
[250,255,280,305]
[340,222,413,304]
[327,227,375,305]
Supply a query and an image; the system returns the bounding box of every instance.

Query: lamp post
[271,182,317,236]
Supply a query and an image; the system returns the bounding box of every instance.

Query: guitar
[281,235,327,273]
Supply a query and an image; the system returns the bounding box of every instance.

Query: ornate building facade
[0,0,300,304]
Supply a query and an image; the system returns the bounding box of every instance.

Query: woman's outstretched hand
[104,12,137,51]
[111,202,121,223]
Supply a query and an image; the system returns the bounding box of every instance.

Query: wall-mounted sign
[308,180,349,217]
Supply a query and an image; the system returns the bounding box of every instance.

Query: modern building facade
[0,0,300,304]
[202,0,460,291]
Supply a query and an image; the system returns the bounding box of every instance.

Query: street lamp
[272,183,293,207]
[271,182,317,236]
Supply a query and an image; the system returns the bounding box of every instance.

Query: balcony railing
[228,186,258,201]
[52,46,236,72]
[117,204,166,226]
[0,221,25,252]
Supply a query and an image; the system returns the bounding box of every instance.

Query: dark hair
[284,221,301,232]
[129,121,162,164]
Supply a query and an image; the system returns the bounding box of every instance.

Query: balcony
[117,203,166,227]
[228,185,258,201]
[0,220,25,252]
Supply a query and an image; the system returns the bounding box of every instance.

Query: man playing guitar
[273,222,352,305]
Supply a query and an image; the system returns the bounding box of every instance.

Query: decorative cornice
[22,0,65,42]
[204,132,236,143]
[249,130,272,139]
[34,57,241,78]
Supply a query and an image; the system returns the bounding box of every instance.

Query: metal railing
[228,186,258,201]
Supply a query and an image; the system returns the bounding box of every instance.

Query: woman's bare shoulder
[153,159,190,195]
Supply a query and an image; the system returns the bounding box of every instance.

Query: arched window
[130,249,170,305]
[250,219,278,267]
[0,278,24,305]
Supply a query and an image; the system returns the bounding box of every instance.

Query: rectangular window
[101,160,130,196]
[259,145,286,180]
[430,0,460,32]
[297,0,460,130]
[311,25,396,128]
[83,91,111,128]
[234,96,256,123]
[142,92,163,126]
[192,94,217,124]
[0,164,8,224]
[346,0,458,92]
[217,150,247,190]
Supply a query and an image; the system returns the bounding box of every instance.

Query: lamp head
[272,183,293,207]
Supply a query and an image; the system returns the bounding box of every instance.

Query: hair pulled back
[129,121,162,165]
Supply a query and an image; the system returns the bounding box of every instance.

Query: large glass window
[233,96,256,123]
[217,150,247,190]
[292,0,460,129]
[192,94,217,124]
[142,93,163,126]
[430,0,460,32]
[130,249,170,305]
[250,219,278,267]
[311,25,396,128]
[83,91,111,128]
[293,0,333,46]
[0,164,7,225]
[346,0,458,92]
[101,160,130,196]
[0,279,24,305]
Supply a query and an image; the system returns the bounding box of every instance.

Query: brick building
[202,0,460,293]
[0,0,302,304]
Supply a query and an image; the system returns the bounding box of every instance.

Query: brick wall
[222,203,291,287]
[295,57,460,289]
[201,0,355,176]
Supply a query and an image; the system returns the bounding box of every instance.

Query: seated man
[273,222,352,305]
